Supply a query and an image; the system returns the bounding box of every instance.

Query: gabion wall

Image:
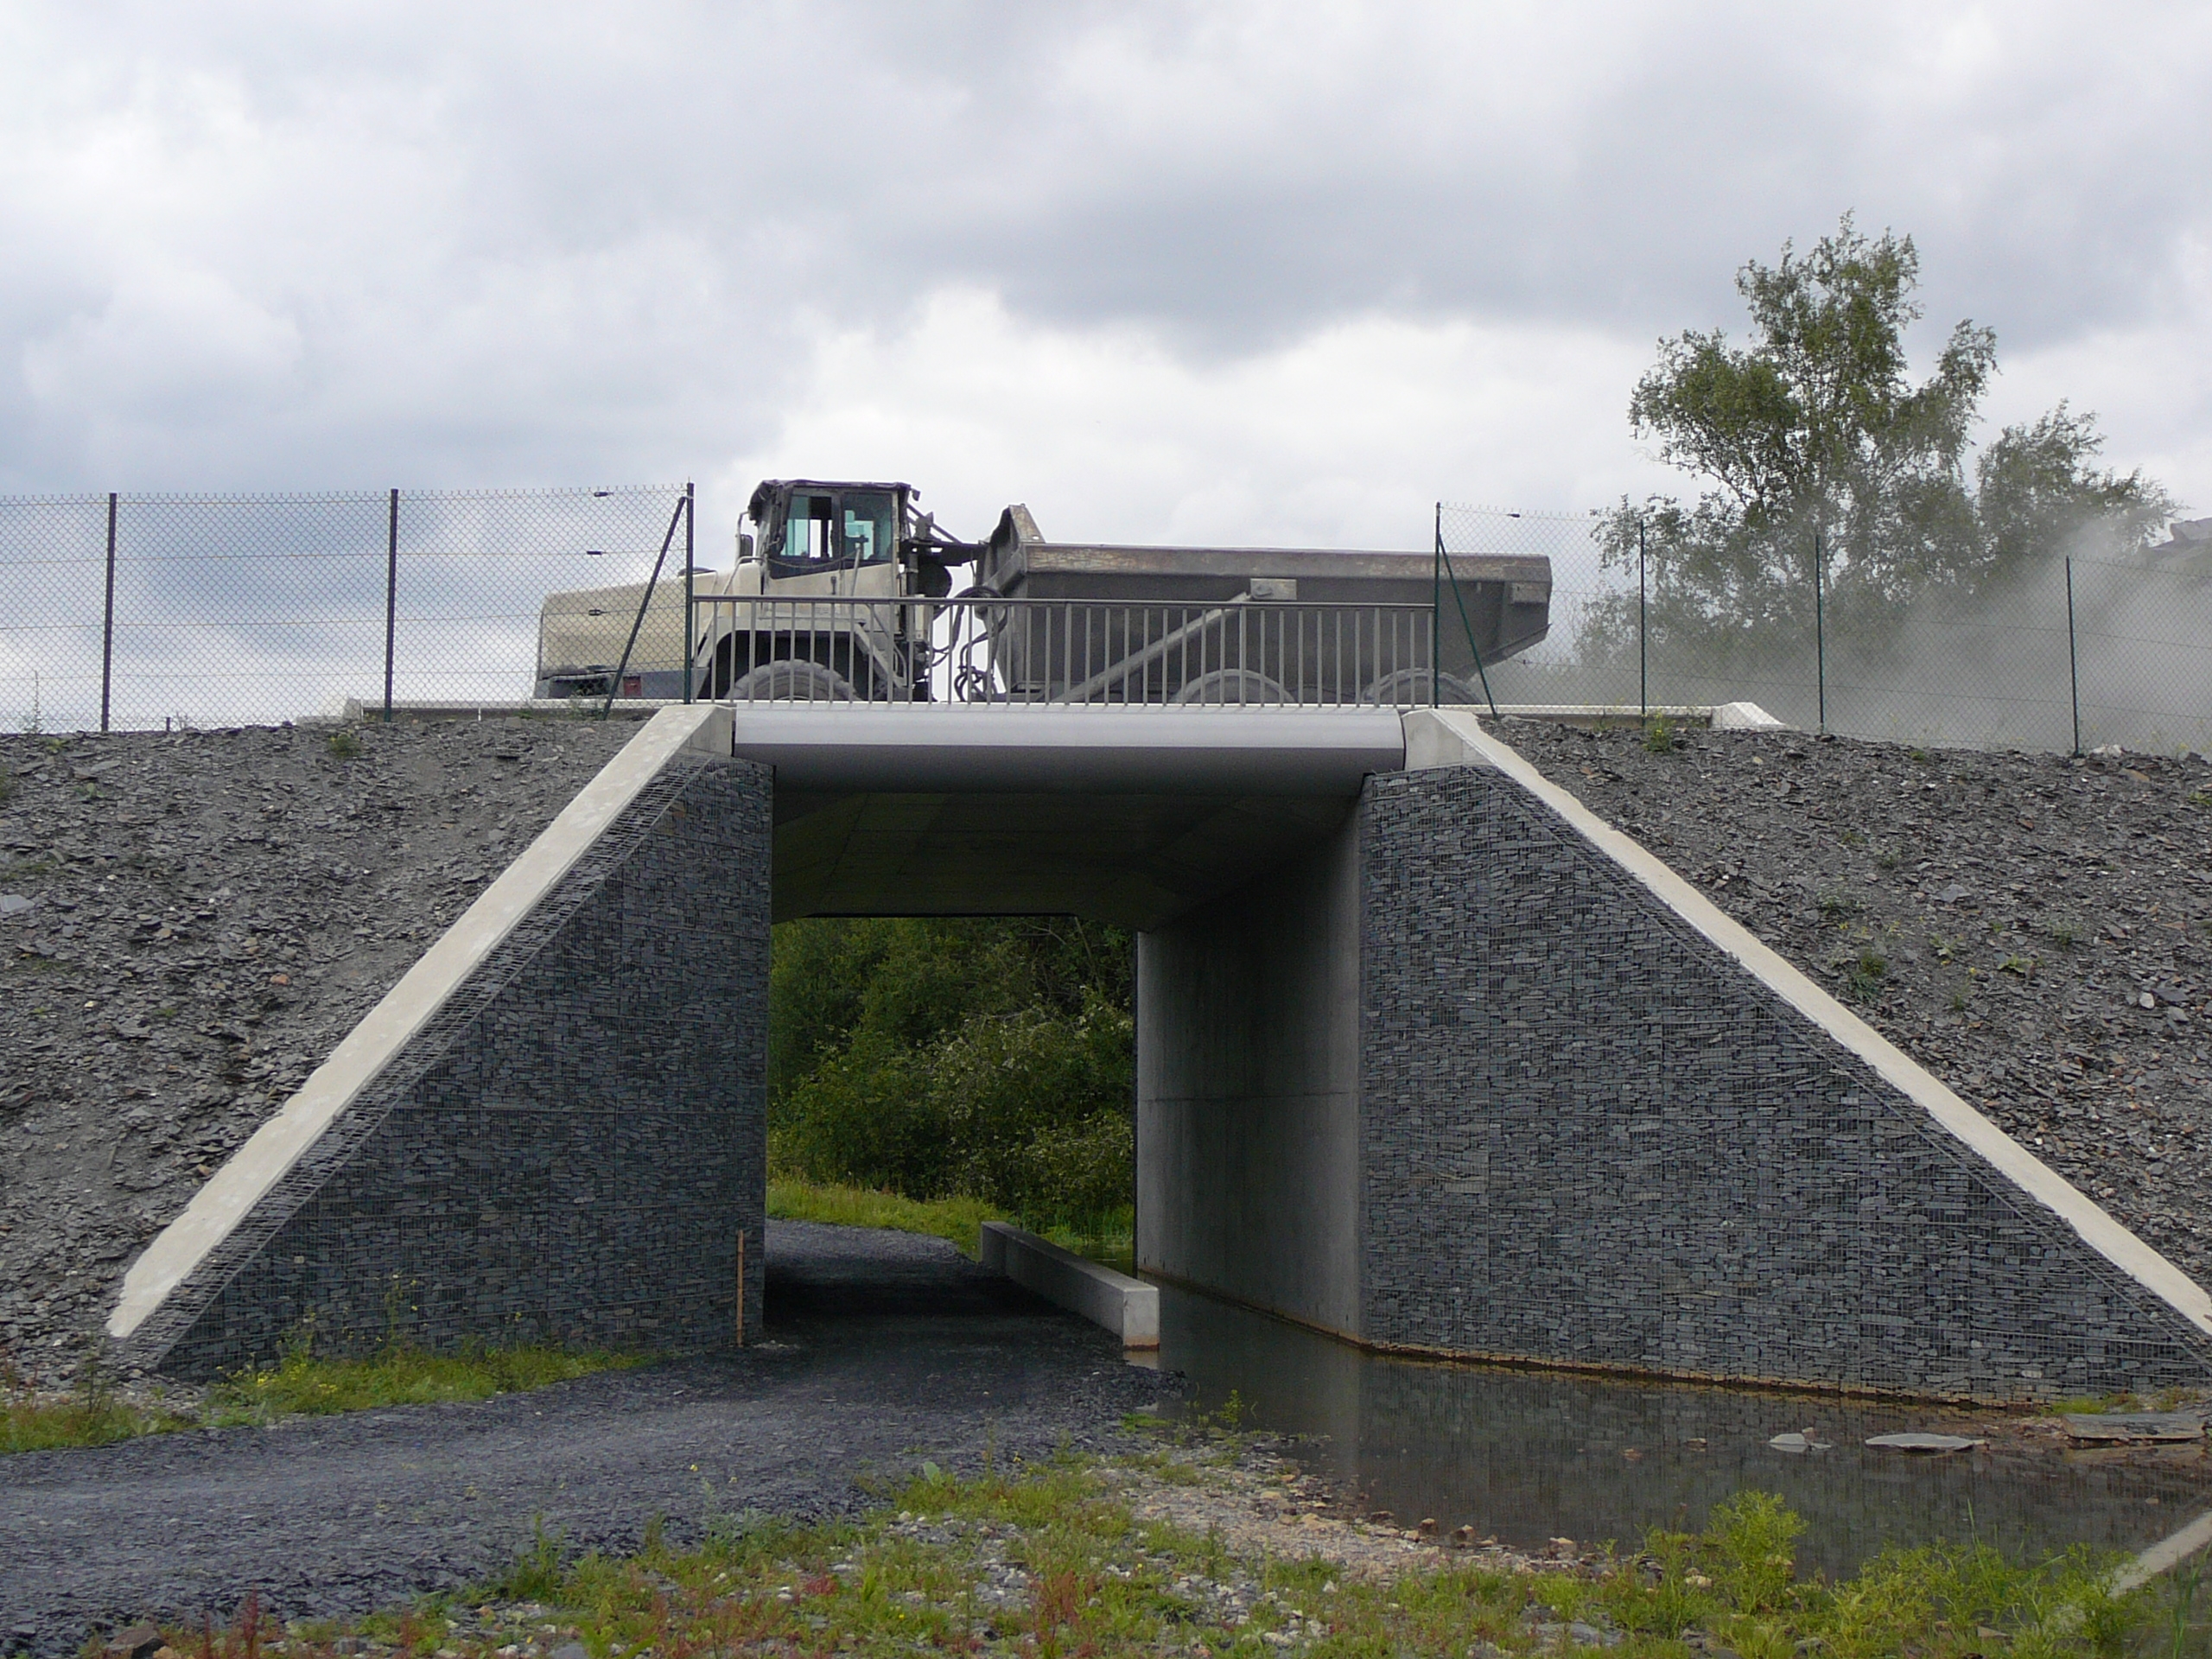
[127,753,771,1377]
[1357,765,2212,1400]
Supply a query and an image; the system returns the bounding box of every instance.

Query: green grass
[1,1381,189,1452]
[203,1341,646,1427]
[768,1174,1135,1271]
[2,1342,643,1453]
[769,1174,1009,1255]
[154,1459,2194,1659]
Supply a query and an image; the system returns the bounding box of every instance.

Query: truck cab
[692,479,968,699]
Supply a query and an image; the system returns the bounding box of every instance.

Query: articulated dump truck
[535,479,1552,705]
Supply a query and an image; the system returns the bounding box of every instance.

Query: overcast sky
[3,0,2209,550]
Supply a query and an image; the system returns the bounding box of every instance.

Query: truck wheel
[727,660,860,703]
[1171,668,1292,707]
[1360,669,1480,707]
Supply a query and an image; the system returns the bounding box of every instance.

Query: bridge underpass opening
[111,703,2212,1402]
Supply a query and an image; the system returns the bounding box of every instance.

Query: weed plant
[0,1361,188,1452]
[143,1459,2190,1658]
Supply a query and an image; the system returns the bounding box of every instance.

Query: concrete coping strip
[108,703,734,1343]
[1401,707,2212,1340]
[979,1221,1160,1349]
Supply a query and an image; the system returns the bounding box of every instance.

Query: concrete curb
[980,1222,1160,1349]
[1481,702,1792,730]
[107,704,735,1346]
[1401,707,2212,1343]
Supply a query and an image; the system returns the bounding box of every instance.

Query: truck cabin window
[766,490,896,576]
[841,492,896,566]
[769,493,837,575]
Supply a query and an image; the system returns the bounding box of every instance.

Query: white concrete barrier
[979,1222,1159,1349]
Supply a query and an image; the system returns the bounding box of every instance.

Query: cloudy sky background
[3,0,2210,554]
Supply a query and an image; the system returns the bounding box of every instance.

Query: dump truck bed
[983,540,1549,658]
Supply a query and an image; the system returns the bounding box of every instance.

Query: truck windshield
[842,492,896,564]
[772,493,837,574]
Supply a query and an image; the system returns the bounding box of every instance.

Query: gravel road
[1,1221,1168,1653]
[1508,721,2212,1283]
[0,719,643,1384]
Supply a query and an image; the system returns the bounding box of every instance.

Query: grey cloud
[1,0,2207,489]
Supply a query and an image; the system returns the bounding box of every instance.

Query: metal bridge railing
[690,594,1455,709]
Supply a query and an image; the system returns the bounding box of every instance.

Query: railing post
[683,481,696,704]
[99,492,117,733]
[383,487,399,723]
[2066,556,2082,756]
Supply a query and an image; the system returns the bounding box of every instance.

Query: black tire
[1360,669,1481,707]
[1171,668,1292,707]
[727,659,860,704]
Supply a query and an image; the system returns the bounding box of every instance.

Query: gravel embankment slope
[0,719,643,1385]
[1506,721,2212,1284]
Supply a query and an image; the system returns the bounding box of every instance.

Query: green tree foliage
[1594,216,2175,669]
[766,918,1135,1222]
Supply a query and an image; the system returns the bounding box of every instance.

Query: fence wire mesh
[1441,503,2212,754]
[6,488,2206,753]
[0,486,690,733]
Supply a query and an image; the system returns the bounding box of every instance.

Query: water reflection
[1155,1284,2212,1576]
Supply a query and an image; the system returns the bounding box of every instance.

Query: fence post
[683,481,696,704]
[383,488,399,723]
[1637,516,1648,717]
[1813,531,1827,735]
[2066,556,2081,756]
[1431,502,1442,709]
[99,492,117,733]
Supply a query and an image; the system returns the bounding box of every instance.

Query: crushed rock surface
[0,718,644,1387]
[1,1222,1170,1653]
[1504,720,2212,1287]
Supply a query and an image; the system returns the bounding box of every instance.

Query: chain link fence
[0,486,693,733]
[1442,503,2212,755]
[8,487,2205,753]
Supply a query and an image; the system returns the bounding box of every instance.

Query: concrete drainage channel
[980,1222,1159,1351]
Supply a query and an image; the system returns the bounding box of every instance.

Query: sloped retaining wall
[109,707,770,1377]
[1357,712,2212,1398]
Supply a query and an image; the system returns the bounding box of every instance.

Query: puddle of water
[1154,1284,2212,1577]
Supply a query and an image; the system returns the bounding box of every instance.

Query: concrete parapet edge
[333,697,685,722]
[1398,706,2212,1344]
[107,703,735,1347]
[980,1222,1160,1349]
